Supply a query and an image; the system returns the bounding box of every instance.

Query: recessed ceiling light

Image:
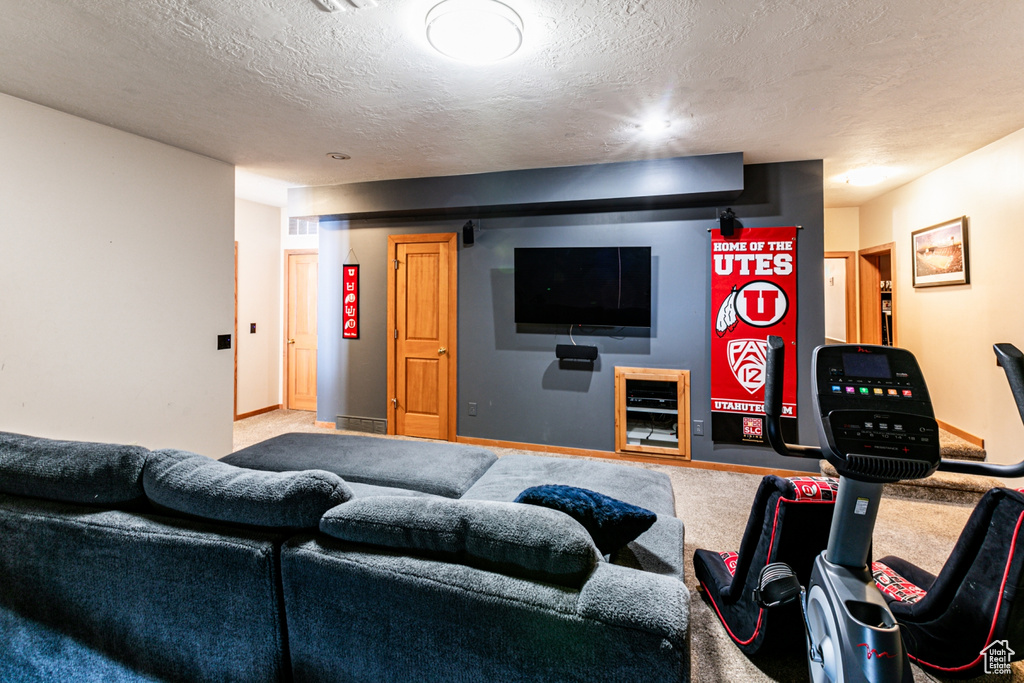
[426,0,523,63]
[841,167,889,186]
[327,152,351,160]
[637,117,672,137]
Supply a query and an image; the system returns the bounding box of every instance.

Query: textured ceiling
[2,0,1023,207]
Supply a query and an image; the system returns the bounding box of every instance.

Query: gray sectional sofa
[0,430,690,682]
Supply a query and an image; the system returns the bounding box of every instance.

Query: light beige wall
[859,126,1024,463]
[0,93,234,456]
[235,199,283,416]
[824,207,860,253]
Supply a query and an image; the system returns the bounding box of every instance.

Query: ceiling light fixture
[327,152,351,160]
[426,0,523,63]
[841,167,889,187]
[636,116,672,138]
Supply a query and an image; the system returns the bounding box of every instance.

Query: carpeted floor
[233,410,1020,683]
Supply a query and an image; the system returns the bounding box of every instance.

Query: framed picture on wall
[911,216,969,288]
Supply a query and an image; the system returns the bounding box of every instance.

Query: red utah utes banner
[710,226,798,446]
[342,264,359,339]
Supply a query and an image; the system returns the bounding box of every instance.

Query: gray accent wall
[312,158,824,470]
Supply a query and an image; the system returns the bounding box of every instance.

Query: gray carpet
[233,410,1020,683]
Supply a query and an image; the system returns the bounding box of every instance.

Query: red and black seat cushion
[871,487,1024,678]
[693,475,838,655]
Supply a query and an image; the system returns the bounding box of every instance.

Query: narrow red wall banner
[342,264,359,339]
[710,226,798,445]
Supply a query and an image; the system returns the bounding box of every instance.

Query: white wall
[0,93,235,456]
[859,126,1024,463]
[235,198,283,415]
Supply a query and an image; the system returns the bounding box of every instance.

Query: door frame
[283,249,319,410]
[234,241,240,419]
[858,242,896,346]
[824,251,857,343]
[386,232,458,441]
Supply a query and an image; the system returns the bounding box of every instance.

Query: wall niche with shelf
[614,367,690,459]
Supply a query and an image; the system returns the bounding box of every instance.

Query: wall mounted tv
[514,246,652,327]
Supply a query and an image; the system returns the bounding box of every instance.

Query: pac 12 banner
[710,226,798,446]
[342,264,359,339]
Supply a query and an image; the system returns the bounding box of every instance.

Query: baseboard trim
[314,420,337,429]
[455,436,810,477]
[936,419,984,449]
[234,405,282,422]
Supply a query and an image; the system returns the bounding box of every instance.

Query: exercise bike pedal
[753,562,802,608]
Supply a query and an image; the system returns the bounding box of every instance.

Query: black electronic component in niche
[626,379,678,410]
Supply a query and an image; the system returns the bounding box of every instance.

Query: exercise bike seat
[693,474,839,655]
[871,486,1024,678]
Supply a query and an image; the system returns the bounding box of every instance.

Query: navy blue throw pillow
[514,484,657,554]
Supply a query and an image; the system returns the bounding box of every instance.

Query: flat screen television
[514,246,652,327]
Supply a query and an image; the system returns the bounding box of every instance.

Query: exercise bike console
[811,345,940,483]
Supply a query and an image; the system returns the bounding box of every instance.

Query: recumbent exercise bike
[760,337,1024,683]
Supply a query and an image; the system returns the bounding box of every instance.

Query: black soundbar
[556,344,598,361]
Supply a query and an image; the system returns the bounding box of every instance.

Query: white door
[824,257,847,343]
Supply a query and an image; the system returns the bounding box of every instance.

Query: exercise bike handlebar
[763,335,1024,478]
[939,343,1024,478]
[763,335,822,460]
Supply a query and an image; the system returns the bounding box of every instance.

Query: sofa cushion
[0,431,148,506]
[461,453,676,517]
[144,449,352,529]
[515,484,657,555]
[461,453,684,578]
[319,496,602,587]
[222,432,497,498]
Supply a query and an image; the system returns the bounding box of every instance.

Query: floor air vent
[336,415,387,434]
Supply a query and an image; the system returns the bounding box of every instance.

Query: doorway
[824,251,857,344]
[858,243,896,346]
[387,233,458,441]
[285,250,318,411]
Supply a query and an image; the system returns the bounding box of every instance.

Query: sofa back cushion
[0,495,289,682]
[0,431,147,506]
[144,449,352,529]
[319,496,601,587]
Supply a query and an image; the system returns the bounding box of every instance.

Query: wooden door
[387,233,458,441]
[858,243,896,346]
[286,251,318,411]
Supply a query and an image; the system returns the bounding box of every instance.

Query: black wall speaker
[719,208,738,237]
[555,344,598,361]
[462,220,475,246]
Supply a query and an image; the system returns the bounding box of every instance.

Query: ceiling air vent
[289,216,319,236]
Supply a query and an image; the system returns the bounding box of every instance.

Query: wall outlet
[693,420,704,436]
[468,402,478,417]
